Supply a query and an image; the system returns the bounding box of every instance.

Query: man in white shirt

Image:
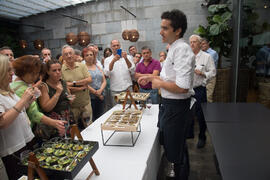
[104,40,135,105]
[128,45,137,57]
[189,34,216,148]
[138,10,195,179]
[201,38,219,102]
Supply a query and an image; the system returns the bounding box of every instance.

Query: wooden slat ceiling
[0,0,93,20]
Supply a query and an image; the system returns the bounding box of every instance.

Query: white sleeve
[0,102,5,113]
[103,57,111,77]
[174,45,195,89]
[96,59,104,71]
[127,55,135,74]
[204,55,216,81]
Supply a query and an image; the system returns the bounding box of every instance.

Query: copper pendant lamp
[19,40,27,49]
[78,31,90,47]
[65,32,78,45]
[129,29,139,42]
[33,39,44,50]
[122,30,131,40]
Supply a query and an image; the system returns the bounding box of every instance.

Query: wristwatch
[73,81,77,87]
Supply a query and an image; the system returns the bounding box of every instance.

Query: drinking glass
[146,98,152,109]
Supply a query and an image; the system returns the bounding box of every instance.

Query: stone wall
[19,0,208,59]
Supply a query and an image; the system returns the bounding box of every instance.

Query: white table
[74,104,161,180]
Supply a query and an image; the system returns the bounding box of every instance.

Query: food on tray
[77,151,87,159]
[116,92,150,101]
[102,110,142,131]
[44,147,54,154]
[58,157,72,166]
[36,154,46,162]
[54,149,66,156]
[109,119,119,123]
[122,116,129,121]
[113,111,124,115]
[52,143,63,149]
[125,112,131,115]
[84,145,93,152]
[72,144,84,151]
[45,156,58,164]
[131,111,141,115]
[66,160,77,171]
[52,164,63,170]
[66,151,77,158]
[20,138,97,177]
[61,143,73,150]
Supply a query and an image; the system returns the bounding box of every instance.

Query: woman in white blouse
[0,54,36,180]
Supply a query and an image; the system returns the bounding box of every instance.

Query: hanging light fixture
[33,39,44,50]
[19,40,27,49]
[65,32,78,45]
[122,29,131,40]
[129,29,139,42]
[78,31,90,47]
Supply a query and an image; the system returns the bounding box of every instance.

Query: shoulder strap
[41,82,49,93]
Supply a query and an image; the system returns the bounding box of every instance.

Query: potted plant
[194,3,232,68]
[194,3,232,102]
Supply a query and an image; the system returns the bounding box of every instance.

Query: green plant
[194,3,232,68]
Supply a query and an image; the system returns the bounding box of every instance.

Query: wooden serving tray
[101,110,142,132]
[115,92,150,102]
[20,138,99,179]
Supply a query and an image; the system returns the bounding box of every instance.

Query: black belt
[161,97,191,105]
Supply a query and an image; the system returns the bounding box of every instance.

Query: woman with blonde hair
[10,55,66,140]
[0,54,35,179]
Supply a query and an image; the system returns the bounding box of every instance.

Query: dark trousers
[190,86,207,140]
[91,97,105,122]
[158,98,191,164]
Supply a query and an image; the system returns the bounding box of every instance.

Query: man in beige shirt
[61,45,92,129]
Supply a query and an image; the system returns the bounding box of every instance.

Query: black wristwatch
[73,81,77,87]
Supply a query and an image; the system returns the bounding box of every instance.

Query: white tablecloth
[74,104,161,180]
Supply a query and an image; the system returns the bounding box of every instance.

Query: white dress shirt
[104,54,135,91]
[193,50,216,88]
[160,38,195,99]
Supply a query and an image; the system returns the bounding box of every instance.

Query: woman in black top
[39,59,74,139]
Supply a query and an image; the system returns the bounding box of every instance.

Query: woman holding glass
[38,59,74,138]
[10,55,66,141]
[82,48,106,121]
[0,54,35,179]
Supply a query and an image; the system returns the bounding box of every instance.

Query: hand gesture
[194,69,204,76]
[44,56,51,63]
[55,83,63,94]
[113,54,121,62]
[21,87,35,103]
[138,76,150,86]
[122,51,127,59]
[159,56,165,62]
[98,94,104,100]
[55,120,66,136]
[96,89,102,96]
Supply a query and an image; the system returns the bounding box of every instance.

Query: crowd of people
[0,9,219,180]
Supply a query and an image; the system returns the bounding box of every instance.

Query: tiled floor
[157,122,222,180]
